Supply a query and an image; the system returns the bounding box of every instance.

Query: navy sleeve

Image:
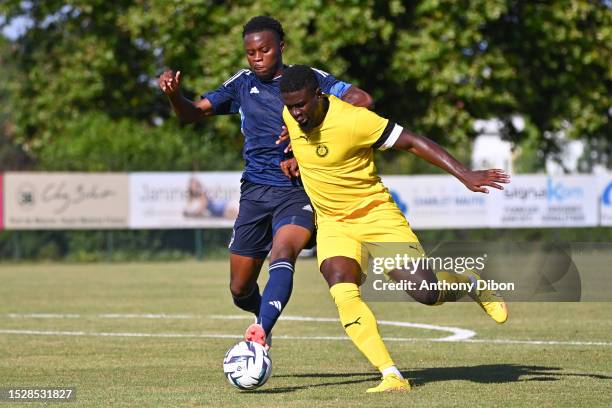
[311,67,352,99]
[201,69,246,115]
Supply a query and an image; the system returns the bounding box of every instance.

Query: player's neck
[311,96,330,129]
[270,64,286,81]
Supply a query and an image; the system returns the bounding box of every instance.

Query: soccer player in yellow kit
[279,65,510,393]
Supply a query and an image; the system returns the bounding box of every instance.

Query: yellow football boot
[366,374,411,393]
[464,270,508,324]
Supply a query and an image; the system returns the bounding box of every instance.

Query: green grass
[0,260,610,407]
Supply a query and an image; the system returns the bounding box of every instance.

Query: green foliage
[0,0,610,171]
[0,35,32,169]
[0,229,232,261]
[37,112,242,171]
[512,126,547,173]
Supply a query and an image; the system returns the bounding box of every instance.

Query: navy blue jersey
[203,67,352,187]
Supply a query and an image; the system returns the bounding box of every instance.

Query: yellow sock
[434,271,471,304]
[330,283,394,371]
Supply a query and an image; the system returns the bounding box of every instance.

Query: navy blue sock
[232,283,261,316]
[258,258,294,335]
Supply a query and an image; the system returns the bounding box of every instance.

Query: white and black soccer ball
[223,341,272,390]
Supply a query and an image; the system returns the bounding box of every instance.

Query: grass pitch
[0,260,610,407]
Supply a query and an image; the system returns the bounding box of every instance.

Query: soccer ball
[223,341,272,390]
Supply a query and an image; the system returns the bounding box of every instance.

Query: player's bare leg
[270,224,311,261]
[388,266,508,323]
[229,254,273,348]
[230,254,265,316]
[246,224,312,348]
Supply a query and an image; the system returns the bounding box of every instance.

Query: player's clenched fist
[158,70,182,95]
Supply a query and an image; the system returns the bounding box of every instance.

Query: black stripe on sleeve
[372,121,396,149]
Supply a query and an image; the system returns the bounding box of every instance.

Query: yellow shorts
[316,201,424,273]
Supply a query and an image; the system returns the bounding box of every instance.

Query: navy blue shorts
[229,181,316,259]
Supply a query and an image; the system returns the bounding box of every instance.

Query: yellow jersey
[282,95,403,222]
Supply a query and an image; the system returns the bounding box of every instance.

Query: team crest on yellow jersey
[316,144,329,157]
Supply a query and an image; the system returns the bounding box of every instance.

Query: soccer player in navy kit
[158,16,372,348]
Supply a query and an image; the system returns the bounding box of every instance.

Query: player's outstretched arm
[341,86,374,109]
[158,70,215,123]
[393,129,510,193]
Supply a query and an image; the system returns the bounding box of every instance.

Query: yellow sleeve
[282,107,299,140]
[282,107,291,128]
[352,108,403,151]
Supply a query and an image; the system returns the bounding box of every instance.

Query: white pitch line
[3,313,473,342]
[5,313,197,319]
[0,329,610,347]
[2,313,611,346]
[0,329,241,339]
[98,313,195,319]
[0,329,419,342]
[6,313,82,319]
[209,314,475,342]
[464,338,612,347]
[378,320,475,342]
[3,313,476,341]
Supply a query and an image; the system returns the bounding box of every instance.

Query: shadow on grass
[246,373,379,394]
[259,364,611,393]
[405,364,612,386]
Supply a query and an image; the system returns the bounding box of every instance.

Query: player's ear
[279,41,285,54]
[315,87,323,98]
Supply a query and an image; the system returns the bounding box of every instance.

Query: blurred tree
[0,35,32,170]
[0,0,610,172]
[37,111,243,171]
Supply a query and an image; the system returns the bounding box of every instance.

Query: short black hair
[242,16,284,42]
[280,65,319,94]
